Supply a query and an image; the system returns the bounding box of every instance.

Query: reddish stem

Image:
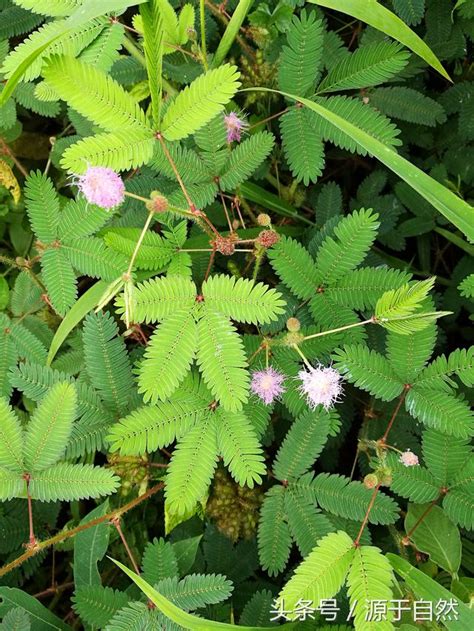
[354,483,381,547]
[111,517,141,576]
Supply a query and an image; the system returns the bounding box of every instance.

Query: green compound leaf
[29,462,119,501]
[202,275,285,325]
[0,398,24,473]
[196,309,249,412]
[277,530,355,617]
[138,310,198,404]
[23,382,77,473]
[161,64,240,141]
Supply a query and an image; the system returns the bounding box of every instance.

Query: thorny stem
[0,483,164,578]
[200,0,208,71]
[111,517,141,575]
[354,483,382,547]
[302,318,375,342]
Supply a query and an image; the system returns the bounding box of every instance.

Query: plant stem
[302,318,374,342]
[0,483,164,578]
[380,386,410,444]
[124,191,149,203]
[111,518,141,575]
[354,482,381,547]
[126,211,154,277]
[156,133,195,211]
[200,0,208,70]
[403,497,440,543]
[292,343,312,369]
[0,136,28,178]
[24,475,37,548]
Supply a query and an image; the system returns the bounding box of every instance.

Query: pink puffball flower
[76,166,125,210]
[399,450,419,467]
[298,364,343,411]
[224,111,247,143]
[251,366,286,405]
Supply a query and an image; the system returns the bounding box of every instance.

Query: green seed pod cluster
[206,468,263,541]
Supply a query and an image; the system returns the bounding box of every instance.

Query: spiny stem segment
[0,483,164,578]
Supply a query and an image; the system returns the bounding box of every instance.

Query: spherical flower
[251,366,286,405]
[399,450,419,467]
[224,111,247,143]
[298,364,343,411]
[76,166,125,210]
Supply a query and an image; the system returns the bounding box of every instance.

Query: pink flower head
[251,366,286,405]
[76,166,125,210]
[399,450,419,467]
[224,111,247,143]
[298,364,343,411]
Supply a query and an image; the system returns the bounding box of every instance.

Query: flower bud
[363,473,379,489]
[286,317,301,332]
[146,191,168,213]
[257,213,271,227]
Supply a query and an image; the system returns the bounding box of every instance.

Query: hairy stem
[380,386,410,444]
[0,483,164,578]
[403,496,441,543]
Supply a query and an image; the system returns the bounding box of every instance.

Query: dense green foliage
[0,0,472,629]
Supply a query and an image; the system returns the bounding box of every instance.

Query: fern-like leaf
[313,473,399,524]
[1,17,106,82]
[315,209,380,286]
[24,382,77,472]
[138,310,197,404]
[325,267,411,310]
[196,309,249,412]
[333,345,404,401]
[386,324,436,384]
[12,0,82,18]
[258,486,292,576]
[0,468,24,501]
[278,10,324,97]
[406,387,473,438]
[277,531,354,616]
[318,41,409,93]
[73,586,129,629]
[368,87,446,126]
[83,311,133,414]
[422,429,471,486]
[280,107,325,185]
[442,491,473,530]
[159,573,233,611]
[215,409,265,487]
[127,275,196,323]
[41,248,77,316]
[58,198,110,240]
[273,408,333,481]
[44,55,150,133]
[268,235,320,300]
[0,398,23,473]
[392,0,425,26]
[63,237,128,281]
[108,399,205,456]
[202,275,285,324]
[161,64,240,141]
[165,414,218,515]
[219,131,274,191]
[141,538,179,584]
[61,129,155,173]
[387,453,440,503]
[311,95,402,153]
[346,545,395,631]
[285,489,334,556]
[24,171,59,243]
[29,462,119,501]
